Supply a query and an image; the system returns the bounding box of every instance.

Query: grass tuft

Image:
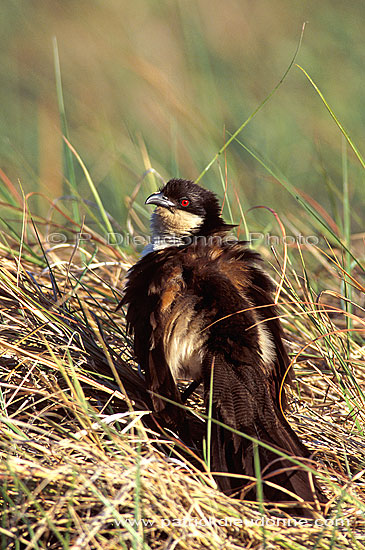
[0,164,364,548]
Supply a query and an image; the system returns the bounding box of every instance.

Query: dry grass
[0,209,364,549]
[1,4,364,546]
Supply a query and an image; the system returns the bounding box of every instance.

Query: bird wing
[121,242,292,420]
[204,351,322,513]
[121,242,325,513]
[121,250,188,425]
[188,245,324,513]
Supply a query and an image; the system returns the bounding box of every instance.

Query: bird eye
[180,198,190,207]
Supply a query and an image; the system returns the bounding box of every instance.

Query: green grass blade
[62,136,123,253]
[296,65,365,170]
[196,23,306,183]
[232,135,364,273]
[53,38,78,211]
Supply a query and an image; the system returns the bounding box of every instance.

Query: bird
[119,178,326,516]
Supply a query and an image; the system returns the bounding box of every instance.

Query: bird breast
[162,296,207,382]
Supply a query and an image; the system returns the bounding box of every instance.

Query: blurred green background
[0,0,364,234]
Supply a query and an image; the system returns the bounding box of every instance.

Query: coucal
[120,179,325,515]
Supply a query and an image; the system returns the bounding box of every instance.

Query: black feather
[120,180,327,516]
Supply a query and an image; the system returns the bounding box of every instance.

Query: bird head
[145,179,236,248]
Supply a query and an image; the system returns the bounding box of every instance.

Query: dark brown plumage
[120,179,326,516]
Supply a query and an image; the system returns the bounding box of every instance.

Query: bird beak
[145,192,175,209]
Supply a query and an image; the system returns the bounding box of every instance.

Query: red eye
[180,198,190,207]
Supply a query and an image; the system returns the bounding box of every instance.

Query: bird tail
[204,355,326,517]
